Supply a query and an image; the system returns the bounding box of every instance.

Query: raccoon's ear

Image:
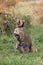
[22,20,25,25]
[23,20,25,23]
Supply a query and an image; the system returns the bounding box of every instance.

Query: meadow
[0,25,43,65]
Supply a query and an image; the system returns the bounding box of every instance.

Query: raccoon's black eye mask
[14,34,19,37]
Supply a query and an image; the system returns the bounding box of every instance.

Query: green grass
[0,25,43,65]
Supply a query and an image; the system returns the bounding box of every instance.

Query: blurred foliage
[0,13,16,36]
[23,15,31,28]
[0,28,2,35]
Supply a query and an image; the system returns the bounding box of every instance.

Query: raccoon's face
[16,19,25,27]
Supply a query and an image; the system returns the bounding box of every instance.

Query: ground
[0,25,43,65]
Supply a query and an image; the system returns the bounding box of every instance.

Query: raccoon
[14,19,37,53]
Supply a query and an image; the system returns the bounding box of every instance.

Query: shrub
[0,13,16,36]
